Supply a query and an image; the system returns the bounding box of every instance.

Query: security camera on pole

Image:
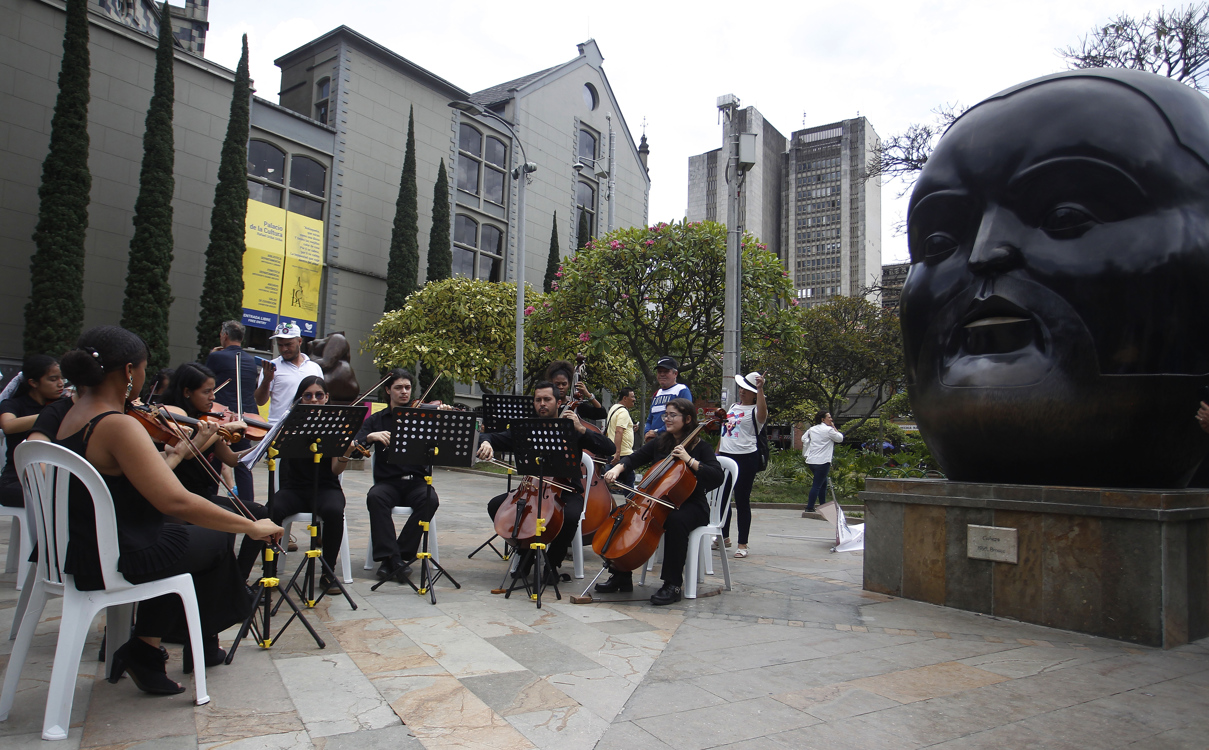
[717,94,756,405]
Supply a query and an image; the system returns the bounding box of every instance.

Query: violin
[156,404,245,444]
[591,408,727,572]
[206,403,270,442]
[126,400,189,446]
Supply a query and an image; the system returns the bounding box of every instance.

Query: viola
[126,400,189,446]
[591,408,727,572]
[157,404,244,444]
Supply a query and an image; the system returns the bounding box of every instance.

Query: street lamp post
[449,100,537,395]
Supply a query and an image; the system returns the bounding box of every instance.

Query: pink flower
[621,293,629,299]
[782,272,789,277]
[551,283,559,290]
[610,240,621,250]
[790,299,799,306]
[543,346,552,352]
[578,331,590,343]
[543,301,551,308]
[645,240,655,246]
[555,272,563,278]
[524,305,536,316]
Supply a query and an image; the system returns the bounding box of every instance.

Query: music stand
[368,407,474,602]
[470,394,538,560]
[271,404,365,612]
[502,418,581,608]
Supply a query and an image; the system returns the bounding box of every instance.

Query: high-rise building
[881,262,910,313]
[686,106,786,259]
[784,118,881,306]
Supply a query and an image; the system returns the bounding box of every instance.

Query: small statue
[900,68,1209,487]
[304,332,360,404]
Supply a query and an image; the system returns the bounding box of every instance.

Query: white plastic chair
[0,442,209,741]
[684,456,737,598]
[361,453,440,570]
[571,454,594,579]
[639,456,738,599]
[0,431,33,593]
[280,512,353,583]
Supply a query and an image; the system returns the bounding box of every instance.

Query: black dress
[56,412,250,639]
[0,394,49,507]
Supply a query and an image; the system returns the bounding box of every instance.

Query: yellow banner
[279,211,324,338]
[242,201,287,330]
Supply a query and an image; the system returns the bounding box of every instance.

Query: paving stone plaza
[2,466,1208,749]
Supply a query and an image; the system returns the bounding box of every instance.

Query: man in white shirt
[255,322,324,424]
[605,387,637,492]
[643,356,692,441]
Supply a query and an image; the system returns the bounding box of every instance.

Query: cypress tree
[577,210,590,251]
[195,35,251,360]
[385,106,419,311]
[543,211,560,292]
[24,0,91,358]
[120,4,177,372]
[425,160,451,282]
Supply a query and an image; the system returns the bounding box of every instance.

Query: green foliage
[121,4,176,371]
[543,212,560,293]
[385,107,419,311]
[425,159,451,283]
[365,277,637,394]
[549,220,793,402]
[882,389,912,421]
[839,418,908,450]
[24,0,91,358]
[196,35,250,360]
[748,295,903,431]
[577,211,590,251]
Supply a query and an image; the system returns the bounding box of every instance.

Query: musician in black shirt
[354,369,441,581]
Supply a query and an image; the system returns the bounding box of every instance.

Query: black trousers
[488,490,584,570]
[719,451,760,544]
[131,525,250,640]
[212,494,270,579]
[660,499,710,586]
[367,479,439,562]
[271,486,346,571]
[230,437,255,506]
[0,476,23,507]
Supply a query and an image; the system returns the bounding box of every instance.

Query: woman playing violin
[161,362,269,578]
[52,326,282,694]
[602,397,723,605]
[268,376,349,593]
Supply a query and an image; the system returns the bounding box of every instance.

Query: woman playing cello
[601,397,723,605]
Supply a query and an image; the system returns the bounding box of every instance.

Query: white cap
[271,322,303,339]
[735,372,761,392]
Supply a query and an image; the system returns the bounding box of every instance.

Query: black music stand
[502,418,581,608]
[368,406,473,603]
[271,404,364,612]
[470,394,538,560]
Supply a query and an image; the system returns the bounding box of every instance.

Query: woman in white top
[802,410,843,511]
[718,372,767,558]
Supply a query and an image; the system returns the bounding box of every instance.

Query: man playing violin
[476,381,615,582]
[354,368,443,582]
[601,397,723,605]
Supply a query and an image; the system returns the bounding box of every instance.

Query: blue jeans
[807,463,830,509]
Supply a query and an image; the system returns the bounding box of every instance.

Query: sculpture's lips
[959,296,1041,355]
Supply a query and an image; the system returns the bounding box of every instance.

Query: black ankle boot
[650,582,682,606]
[182,634,226,674]
[109,637,185,695]
[595,572,633,593]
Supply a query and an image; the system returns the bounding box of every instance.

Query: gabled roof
[469,65,562,108]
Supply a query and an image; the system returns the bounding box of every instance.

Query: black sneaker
[595,572,633,593]
[650,582,682,606]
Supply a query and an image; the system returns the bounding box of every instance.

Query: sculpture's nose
[968,207,1024,275]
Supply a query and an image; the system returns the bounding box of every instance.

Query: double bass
[561,355,615,538]
[591,408,726,572]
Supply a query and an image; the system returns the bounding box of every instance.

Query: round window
[583,83,598,111]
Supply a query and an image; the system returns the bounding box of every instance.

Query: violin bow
[415,372,441,405]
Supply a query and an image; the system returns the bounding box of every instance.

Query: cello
[591,407,727,572]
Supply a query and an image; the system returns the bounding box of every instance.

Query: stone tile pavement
[0,464,1206,748]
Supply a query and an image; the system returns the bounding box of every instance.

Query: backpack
[755,414,770,472]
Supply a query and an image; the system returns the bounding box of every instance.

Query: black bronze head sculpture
[901,68,1209,487]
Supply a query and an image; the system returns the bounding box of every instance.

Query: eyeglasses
[300,392,326,401]
[662,412,682,422]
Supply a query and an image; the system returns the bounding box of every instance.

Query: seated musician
[545,360,607,420]
[354,368,440,582]
[601,397,723,605]
[268,376,349,593]
[160,362,269,579]
[476,380,615,581]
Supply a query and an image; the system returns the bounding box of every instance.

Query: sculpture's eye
[1042,204,1098,239]
[923,232,960,261]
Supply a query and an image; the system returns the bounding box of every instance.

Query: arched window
[578,129,597,163]
[452,214,503,281]
[247,140,285,206]
[457,124,483,196]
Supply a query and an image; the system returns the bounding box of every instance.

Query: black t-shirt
[32,398,74,442]
[354,408,430,485]
[1,394,49,484]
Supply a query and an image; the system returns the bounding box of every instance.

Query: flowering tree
[549,220,794,399]
[365,277,636,394]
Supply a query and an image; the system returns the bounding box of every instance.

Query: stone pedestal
[860,478,1209,648]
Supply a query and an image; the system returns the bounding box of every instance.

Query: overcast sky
[205,0,1163,264]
